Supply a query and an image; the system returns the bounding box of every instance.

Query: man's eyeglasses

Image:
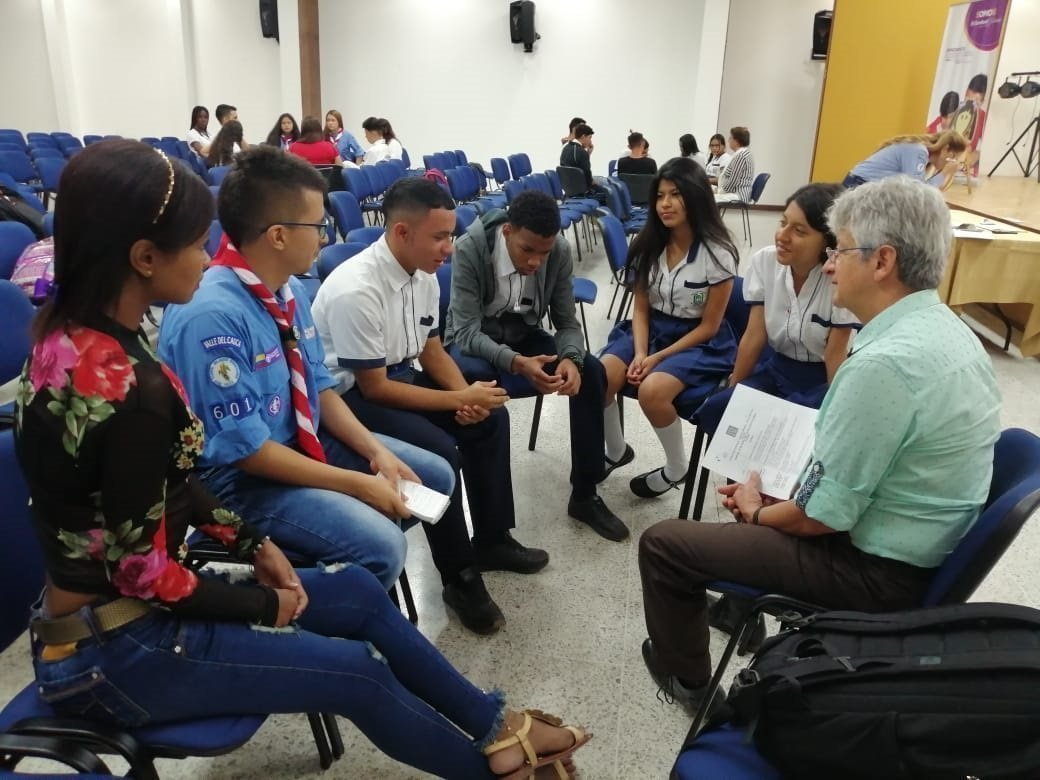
[824,246,875,262]
[261,217,330,241]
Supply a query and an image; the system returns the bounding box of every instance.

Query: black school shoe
[707,594,767,655]
[629,466,687,498]
[568,494,630,541]
[442,567,505,635]
[603,444,635,480]
[641,639,725,719]
[473,532,549,574]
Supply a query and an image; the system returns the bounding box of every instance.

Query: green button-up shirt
[795,290,1001,568]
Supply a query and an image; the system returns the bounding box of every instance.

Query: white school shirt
[363,138,404,165]
[704,152,730,179]
[186,128,210,156]
[743,246,858,362]
[647,242,737,319]
[485,227,537,317]
[311,236,441,393]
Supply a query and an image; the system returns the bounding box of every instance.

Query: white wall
[0,0,300,143]
[718,0,833,204]
[979,0,1040,179]
[319,0,718,176]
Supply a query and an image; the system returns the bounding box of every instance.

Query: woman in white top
[679,133,707,169]
[360,117,404,165]
[600,157,740,498]
[695,183,857,436]
[703,133,731,184]
[186,105,211,158]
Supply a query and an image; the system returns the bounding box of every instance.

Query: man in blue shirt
[637,176,1001,714]
[159,146,505,634]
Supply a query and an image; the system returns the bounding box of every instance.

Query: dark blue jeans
[32,565,504,779]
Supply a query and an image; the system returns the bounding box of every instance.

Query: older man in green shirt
[638,175,1001,714]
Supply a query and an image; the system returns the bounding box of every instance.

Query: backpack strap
[792,602,1040,635]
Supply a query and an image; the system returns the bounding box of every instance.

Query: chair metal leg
[577,302,591,352]
[616,392,624,435]
[607,281,621,320]
[692,464,712,520]
[321,712,345,760]
[529,394,544,451]
[306,713,333,770]
[678,427,706,520]
[572,223,583,262]
[398,567,418,625]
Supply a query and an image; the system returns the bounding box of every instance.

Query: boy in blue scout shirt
[159,146,506,635]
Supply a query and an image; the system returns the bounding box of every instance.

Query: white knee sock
[603,401,627,461]
[650,419,686,485]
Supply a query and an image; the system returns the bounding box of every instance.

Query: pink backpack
[10,237,55,303]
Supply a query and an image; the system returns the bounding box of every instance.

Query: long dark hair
[628,157,738,291]
[265,113,299,146]
[207,120,244,167]
[190,105,209,133]
[34,140,213,338]
[706,133,726,162]
[297,117,324,143]
[679,133,700,157]
[786,183,844,263]
[362,117,396,141]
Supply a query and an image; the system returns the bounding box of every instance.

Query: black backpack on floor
[715,603,1040,780]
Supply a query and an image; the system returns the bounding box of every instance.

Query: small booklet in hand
[399,480,450,525]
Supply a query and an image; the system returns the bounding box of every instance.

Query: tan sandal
[484,709,591,780]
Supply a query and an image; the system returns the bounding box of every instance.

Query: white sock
[603,401,627,461]
[652,419,687,482]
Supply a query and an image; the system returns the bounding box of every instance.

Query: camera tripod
[988,114,1040,182]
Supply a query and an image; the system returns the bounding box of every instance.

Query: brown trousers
[638,520,935,684]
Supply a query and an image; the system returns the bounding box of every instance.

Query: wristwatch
[563,352,585,372]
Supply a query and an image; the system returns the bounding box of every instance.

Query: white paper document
[399,480,450,525]
[702,385,819,499]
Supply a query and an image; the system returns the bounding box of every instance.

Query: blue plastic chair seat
[572,277,597,305]
[672,723,781,779]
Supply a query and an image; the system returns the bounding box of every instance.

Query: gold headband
[152,149,176,224]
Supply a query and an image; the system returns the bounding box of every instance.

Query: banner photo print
[926,0,1009,177]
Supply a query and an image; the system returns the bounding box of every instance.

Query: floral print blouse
[15,318,278,625]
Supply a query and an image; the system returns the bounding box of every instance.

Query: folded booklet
[398,479,450,525]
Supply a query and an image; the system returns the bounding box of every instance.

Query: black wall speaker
[812,10,832,60]
[509,1,538,52]
[259,0,279,41]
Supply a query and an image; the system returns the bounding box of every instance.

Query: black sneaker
[707,594,767,655]
[473,532,549,574]
[641,638,724,719]
[629,467,686,499]
[568,494,630,541]
[442,567,505,635]
[602,444,635,480]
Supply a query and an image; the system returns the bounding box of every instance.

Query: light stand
[988,70,1040,181]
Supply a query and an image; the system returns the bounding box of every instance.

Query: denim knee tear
[365,641,387,664]
[318,562,351,574]
[473,687,507,751]
[251,624,298,634]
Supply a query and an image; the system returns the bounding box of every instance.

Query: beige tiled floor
[3,211,1038,778]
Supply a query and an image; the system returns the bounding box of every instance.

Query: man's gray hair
[827,176,951,291]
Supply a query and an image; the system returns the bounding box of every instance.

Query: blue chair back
[749,172,770,204]
[345,226,384,246]
[423,154,436,171]
[453,204,479,237]
[0,222,38,280]
[444,151,459,169]
[454,149,468,165]
[34,157,66,191]
[387,159,406,180]
[507,153,532,180]
[401,148,412,168]
[502,179,523,204]
[343,167,371,200]
[595,210,630,275]
[82,134,103,145]
[0,130,27,149]
[445,168,467,203]
[0,143,27,154]
[0,278,36,381]
[543,169,565,200]
[328,191,364,238]
[723,276,751,340]
[29,147,63,160]
[359,165,383,197]
[924,428,1040,606]
[26,132,56,146]
[317,242,368,281]
[43,212,55,237]
[140,136,161,147]
[207,165,231,187]
[0,152,39,184]
[490,158,510,186]
[55,136,83,155]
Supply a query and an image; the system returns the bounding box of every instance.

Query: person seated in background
[703,133,730,184]
[715,126,755,203]
[560,123,607,203]
[844,130,966,190]
[206,119,244,168]
[289,116,342,166]
[560,116,586,145]
[186,105,211,158]
[17,139,591,780]
[325,109,364,163]
[679,133,706,169]
[214,103,238,126]
[445,190,629,543]
[265,113,300,151]
[695,183,855,436]
[600,157,739,499]
[159,146,451,604]
[359,117,404,164]
[616,132,658,176]
[638,175,1001,715]
[312,177,551,634]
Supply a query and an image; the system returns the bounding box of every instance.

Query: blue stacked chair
[507,153,532,180]
[82,135,103,145]
[345,226,384,246]
[0,152,41,190]
[596,210,635,323]
[28,147,63,161]
[328,191,365,240]
[453,204,479,237]
[34,157,66,209]
[0,222,38,280]
[317,241,368,281]
[52,134,83,157]
[454,150,468,165]
[0,130,27,149]
[489,158,510,190]
[0,143,27,154]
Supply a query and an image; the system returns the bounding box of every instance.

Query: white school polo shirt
[311,236,441,393]
[743,246,858,362]
[647,241,736,319]
[484,226,537,317]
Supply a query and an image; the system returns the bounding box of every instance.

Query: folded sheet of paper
[702,385,819,499]
[399,480,450,524]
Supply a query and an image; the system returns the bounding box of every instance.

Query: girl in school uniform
[695,183,858,437]
[600,157,739,498]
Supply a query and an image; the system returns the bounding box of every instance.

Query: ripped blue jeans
[31,564,504,779]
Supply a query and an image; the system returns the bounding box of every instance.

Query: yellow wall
[811,0,966,181]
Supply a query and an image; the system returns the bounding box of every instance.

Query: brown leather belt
[31,598,153,645]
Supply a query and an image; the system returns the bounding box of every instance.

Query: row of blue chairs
[422,149,469,173]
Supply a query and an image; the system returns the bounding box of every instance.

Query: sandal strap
[483,711,538,768]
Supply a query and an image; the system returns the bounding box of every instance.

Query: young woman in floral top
[15,140,589,779]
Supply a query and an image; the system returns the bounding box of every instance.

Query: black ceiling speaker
[509,1,539,53]
[259,0,279,41]
[812,10,832,61]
